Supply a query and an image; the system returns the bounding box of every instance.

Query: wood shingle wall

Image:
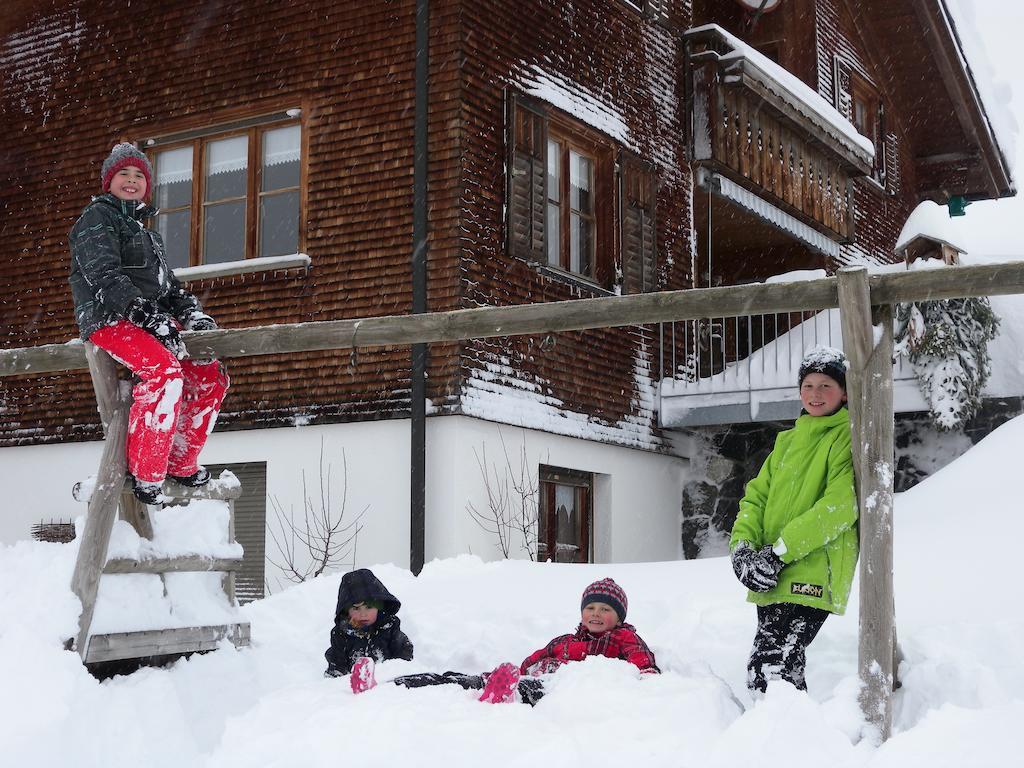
[0,0,463,444]
[1,0,1006,450]
[0,0,691,451]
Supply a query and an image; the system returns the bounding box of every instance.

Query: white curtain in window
[207,136,248,176]
[263,125,300,167]
[156,146,193,185]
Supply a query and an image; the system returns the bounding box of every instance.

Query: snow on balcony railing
[685,24,875,165]
[659,307,924,427]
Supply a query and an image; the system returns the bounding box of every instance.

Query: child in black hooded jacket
[324,569,414,677]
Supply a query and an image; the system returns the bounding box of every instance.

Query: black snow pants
[392,671,546,706]
[747,603,830,693]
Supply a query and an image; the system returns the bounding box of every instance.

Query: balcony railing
[685,24,875,244]
[658,308,924,427]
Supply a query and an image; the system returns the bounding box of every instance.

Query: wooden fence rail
[3,262,1024,377]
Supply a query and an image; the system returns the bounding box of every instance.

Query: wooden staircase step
[103,556,244,574]
[72,475,243,503]
[84,622,251,664]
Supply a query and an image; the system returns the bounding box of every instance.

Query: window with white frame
[150,116,302,268]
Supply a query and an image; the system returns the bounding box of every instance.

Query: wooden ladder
[68,344,250,665]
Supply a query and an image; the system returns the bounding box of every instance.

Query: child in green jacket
[729,346,858,694]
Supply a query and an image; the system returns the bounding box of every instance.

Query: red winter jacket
[519,622,660,676]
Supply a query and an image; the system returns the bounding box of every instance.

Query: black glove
[126,297,187,359]
[183,310,217,331]
[753,544,785,582]
[731,541,783,592]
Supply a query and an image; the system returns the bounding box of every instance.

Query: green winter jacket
[730,407,858,615]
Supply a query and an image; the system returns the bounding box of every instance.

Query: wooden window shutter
[507,92,548,262]
[879,104,901,196]
[832,56,854,121]
[620,153,657,294]
[883,132,901,196]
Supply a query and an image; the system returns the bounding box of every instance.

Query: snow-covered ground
[3,416,1024,767]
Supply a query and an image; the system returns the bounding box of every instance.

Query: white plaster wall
[0,439,104,542]
[0,415,688,583]
[0,421,414,590]
[425,416,687,563]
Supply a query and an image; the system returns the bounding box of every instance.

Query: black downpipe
[410,0,429,575]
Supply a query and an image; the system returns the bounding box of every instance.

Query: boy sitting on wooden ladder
[69,143,228,504]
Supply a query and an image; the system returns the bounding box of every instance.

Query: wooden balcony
[685,25,875,245]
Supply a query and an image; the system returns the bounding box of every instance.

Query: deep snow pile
[3,419,1024,767]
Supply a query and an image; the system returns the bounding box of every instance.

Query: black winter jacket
[68,194,201,339]
[325,569,414,675]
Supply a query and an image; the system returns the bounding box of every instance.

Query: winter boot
[167,466,211,488]
[350,656,377,694]
[132,477,165,505]
[478,662,520,704]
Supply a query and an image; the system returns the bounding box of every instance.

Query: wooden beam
[838,267,895,741]
[103,556,243,574]
[867,262,1024,303]
[72,474,244,503]
[84,622,251,664]
[5,262,1024,379]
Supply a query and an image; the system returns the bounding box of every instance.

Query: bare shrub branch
[267,439,368,583]
[466,429,540,559]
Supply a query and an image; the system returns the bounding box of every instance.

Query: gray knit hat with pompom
[100,142,153,195]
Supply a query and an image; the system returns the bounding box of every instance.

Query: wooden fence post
[838,267,896,741]
[69,380,132,657]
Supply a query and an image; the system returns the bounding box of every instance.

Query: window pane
[546,203,560,266]
[570,213,593,276]
[156,210,191,270]
[260,190,299,257]
[547,139,561,203]
[554,484,578,563]
[203,200,246,263]
[262,125,300,191]
[154,146,193,209]
[570,151,592,213]
[205,136,248,201]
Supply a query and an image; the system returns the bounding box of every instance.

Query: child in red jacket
[378,577,659,705]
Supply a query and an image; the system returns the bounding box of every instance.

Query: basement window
[537,466,593,563]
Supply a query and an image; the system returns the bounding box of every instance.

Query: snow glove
[732,541,785,592]
[183,310,217,331]
[126,297,187,359]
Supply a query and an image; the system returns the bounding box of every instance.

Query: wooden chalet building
[0,0,1012,588]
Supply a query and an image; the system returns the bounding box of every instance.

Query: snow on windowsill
[175,253,311,282]
[537,264,615,297]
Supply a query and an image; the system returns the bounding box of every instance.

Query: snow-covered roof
[895,200,969,255]
[942,0,1018,181]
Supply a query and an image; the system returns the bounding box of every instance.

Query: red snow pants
[90,321,229,483]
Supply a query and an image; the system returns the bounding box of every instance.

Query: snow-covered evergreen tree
[894,297,1000,430]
